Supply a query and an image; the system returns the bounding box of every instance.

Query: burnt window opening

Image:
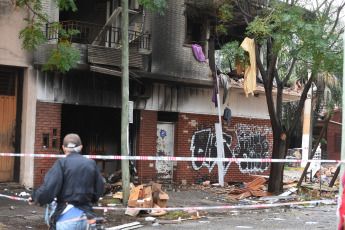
[43,134,49,148]
[53,129,57,136]
[185,12,210,59]
[0,71,16,96]
[158,112,179,122]
[186,21,204,45]
[52,138,57,149]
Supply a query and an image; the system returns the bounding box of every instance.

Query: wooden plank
[88,45,143,69]
[93,7,122,46]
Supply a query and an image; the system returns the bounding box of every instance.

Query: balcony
[46,20,151,50]
[36,20,151,72]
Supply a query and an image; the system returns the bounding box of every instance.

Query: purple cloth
[192,44,206,62]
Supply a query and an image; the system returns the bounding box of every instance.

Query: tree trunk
[268,137,288,193]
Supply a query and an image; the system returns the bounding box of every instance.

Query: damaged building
[0,0,301,188]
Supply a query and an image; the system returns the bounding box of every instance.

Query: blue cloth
[223,107,232,126]
[57,206,84,222]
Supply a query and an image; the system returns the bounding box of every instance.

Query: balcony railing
[46,20,151,50]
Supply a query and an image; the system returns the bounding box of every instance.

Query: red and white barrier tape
[0,194,336,211]
[0,153,342,164]
[0,193,28,202]
[94,199,335,211]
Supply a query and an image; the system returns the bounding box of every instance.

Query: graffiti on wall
[233,123,271,173]
[190,123,271,174]
[190,127,233,175]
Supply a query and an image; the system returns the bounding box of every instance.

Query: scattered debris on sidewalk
[200,176,273,201]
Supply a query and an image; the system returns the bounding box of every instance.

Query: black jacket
[31,152,104,221]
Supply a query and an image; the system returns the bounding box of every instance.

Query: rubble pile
[200,176,272,201]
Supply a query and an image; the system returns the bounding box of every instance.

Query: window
[91,134,106,153]
[0,70,16,96]
[43,134,49,148]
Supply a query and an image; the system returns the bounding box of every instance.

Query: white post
[338,30,345,230]
[301,74,312,167]
[215,74,224,187]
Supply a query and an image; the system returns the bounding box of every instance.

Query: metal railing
[46,20,150,50]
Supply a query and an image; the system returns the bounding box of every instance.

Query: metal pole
[338,30,345,229]
[121,0,130,206]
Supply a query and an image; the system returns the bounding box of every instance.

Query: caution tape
[0,153,342,164]
[0,194,336,211]
[0,193,29,202]
[93,199,336,211]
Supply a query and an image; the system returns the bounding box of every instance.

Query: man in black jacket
[29,133,104,229]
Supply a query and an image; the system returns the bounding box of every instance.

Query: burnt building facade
[0,0,301,187]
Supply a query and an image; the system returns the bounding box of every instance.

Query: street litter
[105,221,142,230]
[18,192,30,197]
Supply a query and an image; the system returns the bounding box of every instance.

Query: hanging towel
[240,37,257,97]
[219,74,231,104]
[223,107,232,126]
[192,44,207,62]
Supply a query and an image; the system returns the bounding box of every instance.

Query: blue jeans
[56,216,88,230]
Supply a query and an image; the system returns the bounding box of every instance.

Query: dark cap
[63,134,82,148]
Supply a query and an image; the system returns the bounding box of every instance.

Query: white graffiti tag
[190,123,271,175]
[233,123,271,173]
[190,128,233,175]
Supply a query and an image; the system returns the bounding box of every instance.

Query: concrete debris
[201,176,272,200]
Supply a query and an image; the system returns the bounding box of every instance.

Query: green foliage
[42,28,81,73]
[246,1,343,76]
[219,41,249,72]
[42,43,80,74]
[53,0,77,11]
[19,19,47,52]
[138,0,168,15]
[216,3,233,34]
[16,0,80,73]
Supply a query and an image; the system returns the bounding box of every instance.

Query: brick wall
[34,102,62,187]
[136,110,158,184]
[136,110,273,185]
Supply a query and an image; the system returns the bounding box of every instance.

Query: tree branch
[282,58,297,86]
[288,72,314,136]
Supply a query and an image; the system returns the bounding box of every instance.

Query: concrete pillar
[301,85,312,167]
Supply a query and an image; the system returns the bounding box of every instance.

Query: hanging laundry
[219,74,231,104]
[223,107,232,126]
[240,37,257,97]
[212,80,218,107]
[192,44,207,62]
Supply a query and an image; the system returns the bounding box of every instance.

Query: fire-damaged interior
[61,104,139,175]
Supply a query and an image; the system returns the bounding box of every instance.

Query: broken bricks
[202,176,271,200]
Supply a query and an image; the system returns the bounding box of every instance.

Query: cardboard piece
[128,185,153,208]
[152,183,169,208]
[113,192,123,199]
